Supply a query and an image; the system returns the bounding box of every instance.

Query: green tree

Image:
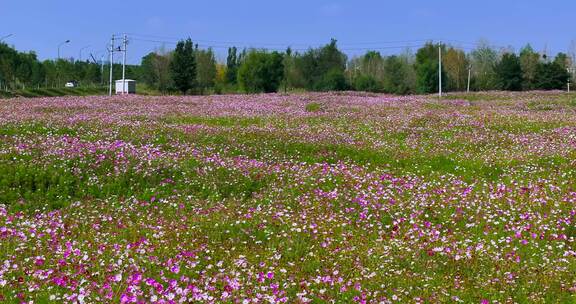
[348,51,385,92]
[470,40,498,91]
[494,53,523,91]
[444,48,468,91]
[353,74,380,92]
[226,47,240,85]
[140,52,160,88]
[139,47,173,92]
[170,38,196,94]
[519,44,540,90]
[282,47,299,92]
[382,55,413,94]
[83,62,101,85]
[195,48,217,94]
[554,52,570,69]
[238,50,284,93]
[414,43,446,94]
[534,61,570,90]
[295,39,347,91]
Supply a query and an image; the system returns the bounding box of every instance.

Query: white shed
[115,79,136,94]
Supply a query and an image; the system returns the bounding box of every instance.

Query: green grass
[305,102,322,112]
[0,87,108,98]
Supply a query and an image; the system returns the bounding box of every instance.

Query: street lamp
[57,40,71,60]
[0,34,13,42]
[79,45,91,62]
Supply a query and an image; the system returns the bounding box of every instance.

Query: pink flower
[170,265,180,274]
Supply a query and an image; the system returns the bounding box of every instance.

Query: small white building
[115,79,136,94]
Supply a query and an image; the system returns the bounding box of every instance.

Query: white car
[65,81,77,88]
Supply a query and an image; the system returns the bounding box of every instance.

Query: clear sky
[2,0,575,64]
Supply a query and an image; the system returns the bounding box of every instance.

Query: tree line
[1,39,574,94]
[0,42,141,90]
[140,39,574,94]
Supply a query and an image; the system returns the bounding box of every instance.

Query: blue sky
[2,0,575,64]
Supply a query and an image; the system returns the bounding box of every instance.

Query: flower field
[1,91,576,303]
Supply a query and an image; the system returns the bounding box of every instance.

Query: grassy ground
[0,87,108,98]
[0,84,167,99]
[0,92,575,303]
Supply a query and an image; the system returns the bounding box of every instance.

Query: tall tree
[282,47,297,92]
[534,60,570,90]
[444,48,468,91]
[195,48,217,94]
[294,39,347,91]
[470,40,499,91]
[170,38,196,94]
[519,44,540,90]
[554,52,571,69]
[226,47,240,85]
[414,43,446,94]
[348,51,385,92]
[382,55,413,94]
[238,50,284,93]
[140,52,160,88]
[494,53,523,91]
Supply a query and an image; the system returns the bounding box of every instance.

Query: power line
[120,33,506,50]
[118,32,440,47]
[128,37,434,52]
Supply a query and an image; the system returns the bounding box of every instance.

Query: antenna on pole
[109,35,114,96]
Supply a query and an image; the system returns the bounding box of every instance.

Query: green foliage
[383,55,414,94]
[534,61,570,90]
[415,43,446,94]
[443,48,469,92]
[226,47,243,85]
[519,44,540,90]
[195,48,217,94]
[140,52,160,87]
[317,68,348,91]
[495,53,523,91]
[140,50,174,93]
[294,39,348,91]
[353,74,380,92]
[305,102,322,112]
[170,38,197,94]
[470,40,499,91]
[0,43,109,90]
[237,50,285,93]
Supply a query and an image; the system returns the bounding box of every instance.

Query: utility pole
[109,35,114,96]
[438,44,442,98]
[467,65,472,93]
[568,68,575,93]
[122,34,127,94]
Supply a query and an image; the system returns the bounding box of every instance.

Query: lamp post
[58,40,71,60]
[57,40,70,88]
[79,45,91,62]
